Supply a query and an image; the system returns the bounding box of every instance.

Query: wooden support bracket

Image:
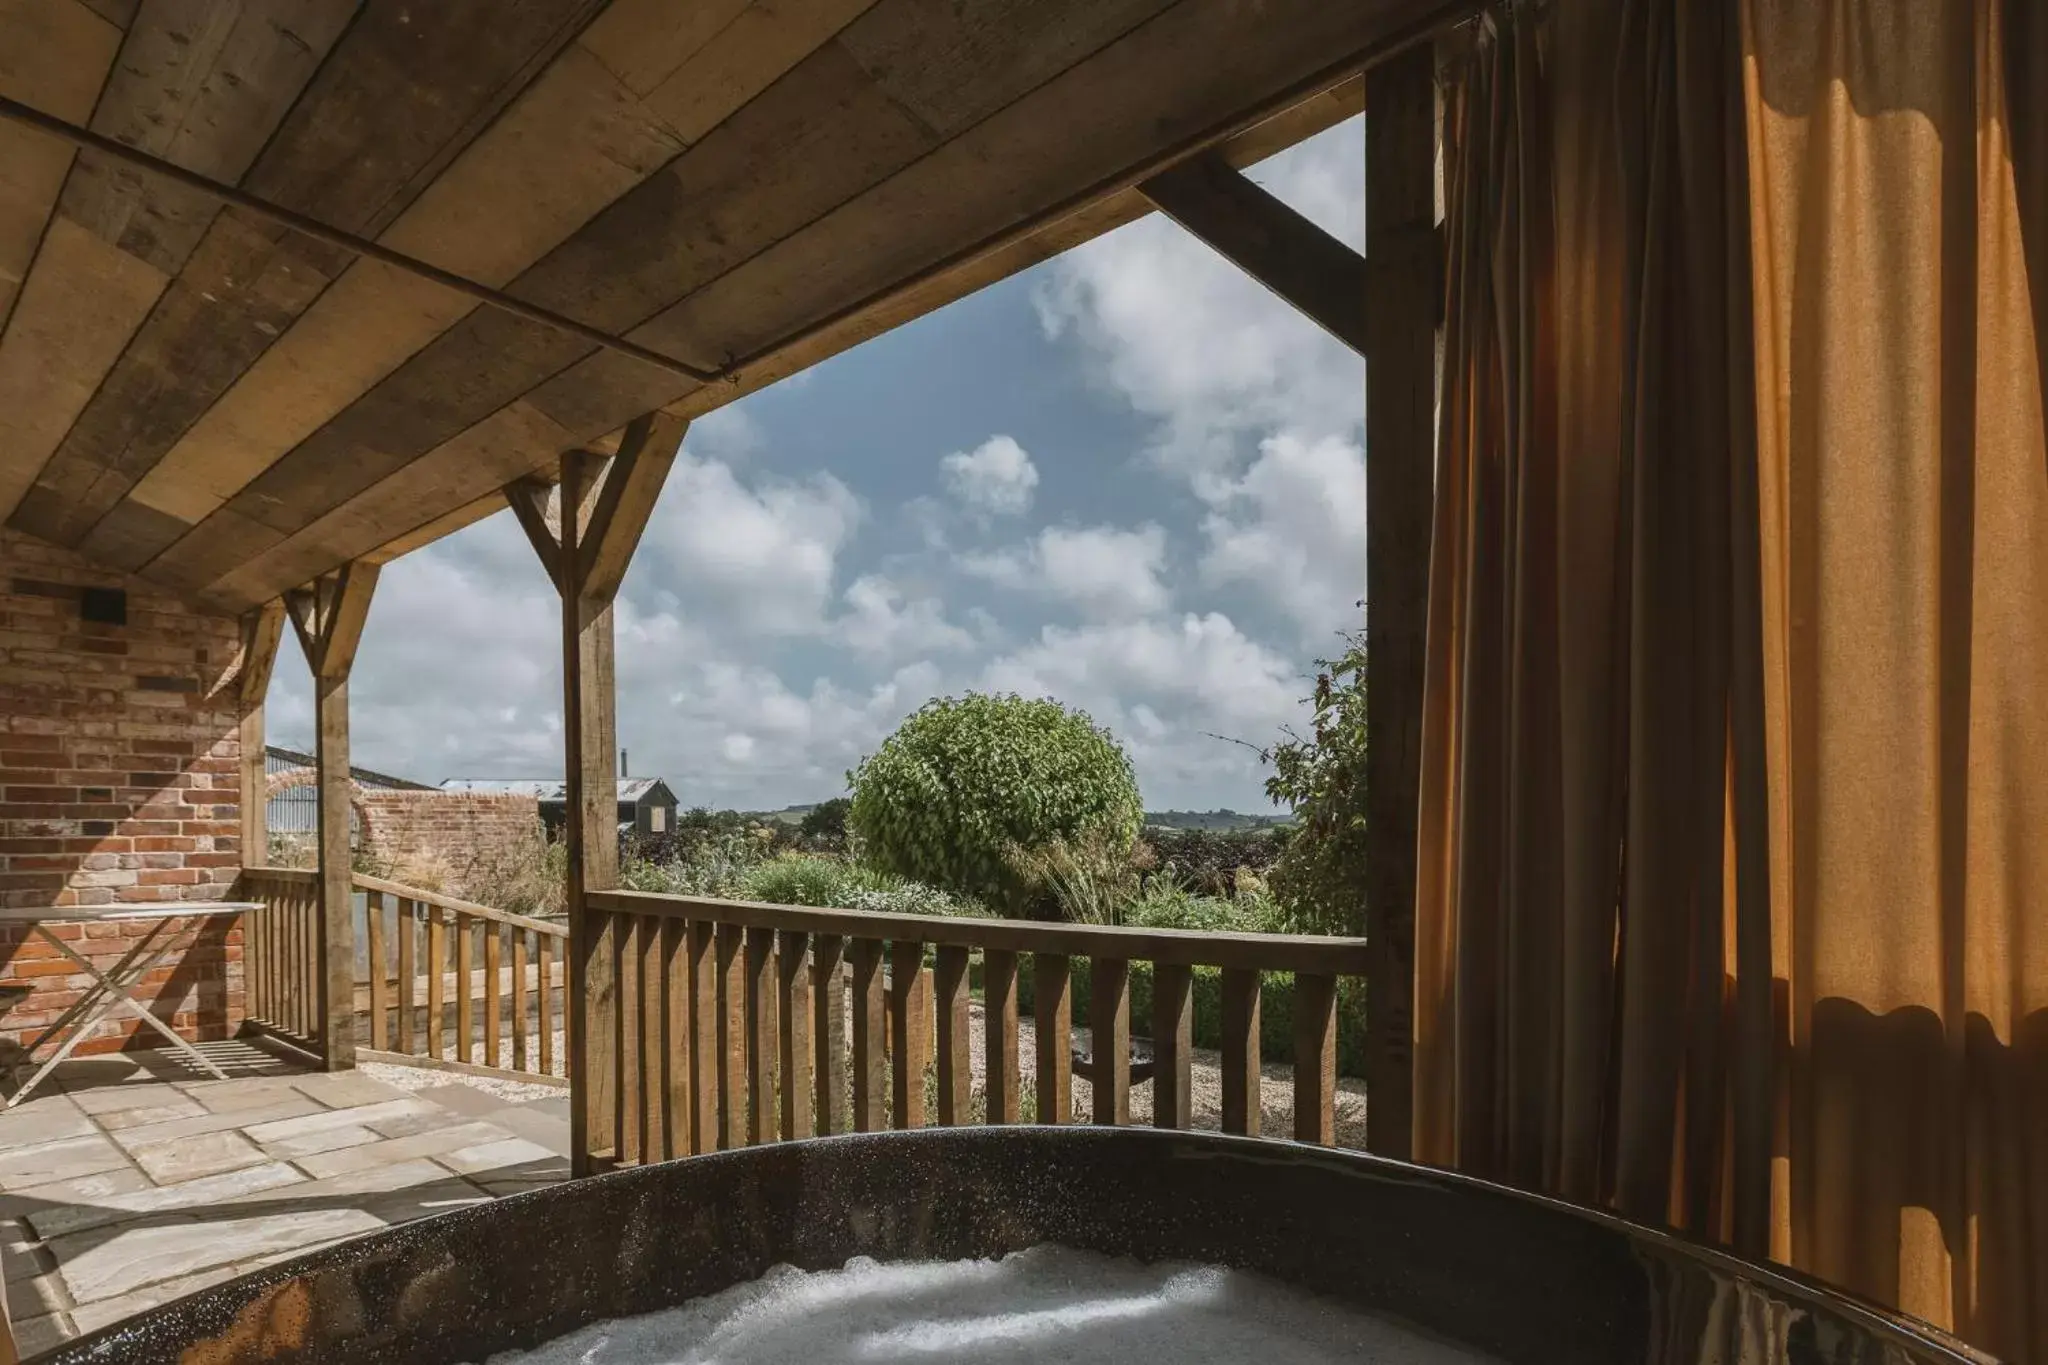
[1140,151,1368,356]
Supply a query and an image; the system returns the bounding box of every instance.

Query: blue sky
[269,116,1366,813]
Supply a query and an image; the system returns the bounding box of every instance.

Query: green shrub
[1002,830,1137,924]
[1263,633,1368,935]
[848,693,1142,915]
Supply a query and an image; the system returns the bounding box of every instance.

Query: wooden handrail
[352,872,567,938]
[240,865,318,888]
[587,890,1371,976]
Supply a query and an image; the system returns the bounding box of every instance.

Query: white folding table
[0,901,260,1107]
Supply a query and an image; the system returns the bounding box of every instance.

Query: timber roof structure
[0,0,1454,614]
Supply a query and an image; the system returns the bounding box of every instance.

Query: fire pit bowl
[44,1127,1984,1365]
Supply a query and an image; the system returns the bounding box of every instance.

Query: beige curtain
[1417,3,2048,1359]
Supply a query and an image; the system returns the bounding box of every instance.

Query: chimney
[619,748,628,779]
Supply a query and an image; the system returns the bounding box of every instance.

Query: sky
[267,116,1366,814]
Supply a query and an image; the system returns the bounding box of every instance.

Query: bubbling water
[485,1243,1494,1364]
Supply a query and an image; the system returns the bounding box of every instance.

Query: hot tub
[40,1128,1987,1364]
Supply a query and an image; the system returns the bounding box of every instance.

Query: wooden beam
[237,600,285,868]
[1140,152,1366,354]
[505,478,562,593]
[0,92,722,386]
[284,562,380,1071]
[1362,47,1437,1161]
[557,449,617,1175]
[577,413,688,605]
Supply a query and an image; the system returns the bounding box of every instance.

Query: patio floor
[0,1041,569,1355]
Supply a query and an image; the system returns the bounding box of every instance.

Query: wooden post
[236,601,284,871]
[285,563,379,1071]
[1363,48,1438,1160]
[509,413,686,1176]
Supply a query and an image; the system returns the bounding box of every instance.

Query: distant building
[265,744,434,848]
[439,777,679,840]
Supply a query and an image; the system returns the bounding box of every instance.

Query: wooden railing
[580,891,1370,1168]
[241,866,322,1051]
[353,874,569,1085]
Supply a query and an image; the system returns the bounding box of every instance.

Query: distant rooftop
[439,778,669,802]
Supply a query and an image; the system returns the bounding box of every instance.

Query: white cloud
[1200,432,1367,638]
[637,454,861,634]
[836,574,975,659]
[941,435,1039,517]
[962,523,1169,621]
[979,612,1304,801]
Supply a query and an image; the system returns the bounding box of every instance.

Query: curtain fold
[1417,3,2048,1359]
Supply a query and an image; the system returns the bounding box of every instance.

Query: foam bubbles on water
[485,1244,1491,1364]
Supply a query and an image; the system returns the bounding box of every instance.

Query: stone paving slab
[0,1167,151,1225]
[293,1120,519,1180]
[0,1045,570,1353]
[53,1206,388,1304]
[108,1097,321,1149]
[244,1098,437,1146]
[126,1129,268,1186]
[96,1097,208,1131]
[0,1135,131,1192]
[289,1072,413,1110]
[435,1137,558,1178]
[29,1162,306,1242]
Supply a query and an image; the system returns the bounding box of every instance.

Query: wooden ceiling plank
[2,0,358,535]
[834,0,1174,140]
[169,0,1212,593]
[0,0,124,519]
[198,24,1379,607]
[205,400,579,606]
[60,1,618,568]
[637,0,878,145]
[153,35,942,591]
[0,0,121,326]
[631,0,1416,379]
[575,0,755,99]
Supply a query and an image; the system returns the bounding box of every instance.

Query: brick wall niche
[0,529,247,1058]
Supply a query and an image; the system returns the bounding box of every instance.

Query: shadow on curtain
[1415,3,2048,1359]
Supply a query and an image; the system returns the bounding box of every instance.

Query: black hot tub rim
[38,1125,1994,1365]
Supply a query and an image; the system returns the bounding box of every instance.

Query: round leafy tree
[848,693,1142,914]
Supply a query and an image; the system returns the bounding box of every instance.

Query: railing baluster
[484,920,503,1069]
[615,913,641,1165]
[1152,962,1193,1129]
[1220,968,1262,1137]
[397,898,416,1055]
[456,913,475,1066]
[778,930,813,1140]
[716,922,745,1149]
[1291,973,1338,1144]
[538,931,555,1075]
[811,933,846,1136]
[1091,958,1131,1126]
[889,940,929,1130]
[688,921,717,1154]
[850,938,886,1132]
[366,889,387,1050]
[984,949,1020,1124]
[661,918,689,1159]
[640,914,663,1160]
[427,906,446,1061]
[1034,953,1072,1124]
[933,944,971,1126]
[746,926,777,1144]
[511,928,529,1072]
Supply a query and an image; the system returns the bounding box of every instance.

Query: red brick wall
[265,767,541,891]
[0,528,247,1057]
